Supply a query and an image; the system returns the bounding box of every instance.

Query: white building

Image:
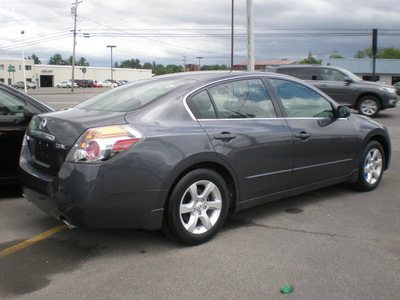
[0,58,152,87]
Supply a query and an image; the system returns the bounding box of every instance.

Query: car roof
[151,70,287,83]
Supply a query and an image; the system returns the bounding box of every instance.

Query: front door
[187,78,294,205]
[268,78,358,188]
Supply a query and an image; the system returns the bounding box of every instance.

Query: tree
[28,53,41,64]
[201,64,230,70]
[142,62,153,70]
[48,53,68,65]
[299,57,322,64]
[116,59,142,69]
[355,47,400,59]
[63,56,90,66]
[165,64,184,73]
[329,50,344,59]
[76,57,89,66]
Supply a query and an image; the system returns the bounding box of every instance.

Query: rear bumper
[19,159,166,231]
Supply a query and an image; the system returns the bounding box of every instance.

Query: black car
[268,65,398,117]
[19,71,391,244]
[0,83,53,185]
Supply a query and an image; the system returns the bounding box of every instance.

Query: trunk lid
[25,108,127,175]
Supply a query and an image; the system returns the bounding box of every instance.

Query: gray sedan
[19,71,391,245]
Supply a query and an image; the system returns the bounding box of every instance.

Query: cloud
[1,0,399,67]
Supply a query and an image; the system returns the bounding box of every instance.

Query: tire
[356,141,385,191]
[164,169,229,245]
[357,95,380,117]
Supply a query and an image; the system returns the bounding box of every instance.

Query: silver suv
[268,65,398,117]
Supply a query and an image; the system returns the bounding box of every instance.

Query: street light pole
[196,56,204,70]
[246,0,254,71]
[21,30,27,93]
[231,0,234,71]
[71,0,81,93]
[107,45,116,88]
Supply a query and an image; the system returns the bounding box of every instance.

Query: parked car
[393,82,400,95]
[117,80,128,86]
[268,65,398,117]
[105,79,122,86]
[74,79,94,88]
[56,81,78,88]
[98,80,118,88]
[19,71,391,245]
[93,82,102,87]
[12,81,37,89]
[0,82,53,185]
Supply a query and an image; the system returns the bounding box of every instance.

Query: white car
[56,81,78,88]
[99,80,118,88]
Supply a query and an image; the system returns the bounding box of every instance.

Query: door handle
[295,131,310,141]
[214,132,236,142]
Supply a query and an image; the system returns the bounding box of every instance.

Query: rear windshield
[76,77,195,112]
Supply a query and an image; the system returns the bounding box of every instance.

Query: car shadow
[223,182,357,231]
[0,184,22,200]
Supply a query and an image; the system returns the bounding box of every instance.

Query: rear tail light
[66,125,143,163]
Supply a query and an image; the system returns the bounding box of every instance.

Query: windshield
[76,77,195,112]
[338,68,363,82]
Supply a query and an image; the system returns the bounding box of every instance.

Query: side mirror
[335,106,351,118]
[344,77,352,85]
[22,106,36,120]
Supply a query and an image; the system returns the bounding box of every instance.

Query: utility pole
[107,45,116,88]
[372,28,378,81]
[21,30,27,93]
[71,0,82,92]
[231,0,234,71]
[246,0,254,71]
[182,56,187,72]
[196,56,204,70]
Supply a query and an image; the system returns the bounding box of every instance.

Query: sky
[1,0,400,68]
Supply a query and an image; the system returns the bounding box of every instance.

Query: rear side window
[270,79,333,118]
[208,79,276,118]
[187,91,217,119]
[278,68,321,80]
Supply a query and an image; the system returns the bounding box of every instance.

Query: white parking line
[48,102,80,104]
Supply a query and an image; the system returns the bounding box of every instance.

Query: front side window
[209,79,276,118]
[270,79,333,118]
[321,69,346,81]
[0,89,26,117]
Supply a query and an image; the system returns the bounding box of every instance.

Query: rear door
[268,78,358,188]
[186,78,294,205]
[0,89,30,181]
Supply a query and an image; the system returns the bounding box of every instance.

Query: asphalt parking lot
[1,90,399,299]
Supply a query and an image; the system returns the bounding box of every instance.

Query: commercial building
[0,58,152,87]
